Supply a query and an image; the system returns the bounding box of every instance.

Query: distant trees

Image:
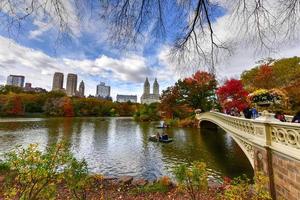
[134,103,160,121]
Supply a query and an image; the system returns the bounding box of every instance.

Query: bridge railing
[198,111,300,161]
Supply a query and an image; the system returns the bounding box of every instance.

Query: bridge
[197,111,300,200]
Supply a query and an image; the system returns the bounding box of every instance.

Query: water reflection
[0,117,253,180]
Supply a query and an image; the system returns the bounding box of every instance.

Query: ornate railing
[197,111,300,162]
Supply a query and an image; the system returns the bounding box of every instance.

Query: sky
[0,1,299,101]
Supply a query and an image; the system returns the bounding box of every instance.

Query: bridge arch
[199,120,254,168]
[197,111,300,200]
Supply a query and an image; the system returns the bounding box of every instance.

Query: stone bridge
[197,111,300,200]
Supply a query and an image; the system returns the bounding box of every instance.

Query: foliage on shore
[0,143,272,200]
[133,103,160,121]
[0,86,138,117]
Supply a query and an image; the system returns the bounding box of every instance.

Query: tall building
[6,75,25,87]
[52,72,64,91]
[140,77,160,104]
[96,82,111,99]
[79,80,85,97]
[153,78,159,95]
[116,95,137,103]
[66,73,78,96]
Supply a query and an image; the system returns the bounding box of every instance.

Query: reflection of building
[7,75,25,87]
[140,78,160,104]
[66,73,78,96]
[52,72,64,91]
[116,95,137,103]
[79,81,85,97]
[96,82,111,99]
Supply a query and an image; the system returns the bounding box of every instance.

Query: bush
[173,161,208,200]
[220,172,272,200]
[3,142,90,200]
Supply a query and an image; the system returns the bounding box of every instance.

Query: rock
[132,178,148,187]
[118,176,133,185]
[208,180,222,190]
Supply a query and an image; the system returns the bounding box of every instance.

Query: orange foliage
[63,97,74,117]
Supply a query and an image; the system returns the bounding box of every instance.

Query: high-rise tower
[7,75,25,87]
[143,77,150,95]
[52,72,64,91]
[79,80,85,97]
[153,78,159,96]
[66,73,77,96]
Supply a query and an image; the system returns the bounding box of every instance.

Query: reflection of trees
[92,118,110,148]
[200,124,254,178]
[45,118,62,147]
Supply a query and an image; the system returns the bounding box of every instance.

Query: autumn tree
[241,57,300,111]
[160,71,217,119]
[2,95,24,116]
[179,71,217,111]
[63,97,74,117]
[159,86,192,119]
[216,79,249,112]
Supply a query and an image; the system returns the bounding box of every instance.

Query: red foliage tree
[4,95,24,116]
[216,79,249,112]
[63,97,74,117]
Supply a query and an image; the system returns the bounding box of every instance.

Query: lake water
[0,117,253,181]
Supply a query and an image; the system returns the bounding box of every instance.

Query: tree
[1,1,300,70]
[241,57,300,111]
[63,97,74,117]
[159,86,192,119]
[179,71,217,111]
[2,95,24,116]
[160,71,217,119]
[216,79,249,112]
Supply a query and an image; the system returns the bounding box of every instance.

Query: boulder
[132,178,148,187]
[118,176,133,185]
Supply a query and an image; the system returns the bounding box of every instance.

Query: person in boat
[161,132,169,140]
[156,132,161,140]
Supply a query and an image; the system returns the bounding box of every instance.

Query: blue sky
[0,1,299,101]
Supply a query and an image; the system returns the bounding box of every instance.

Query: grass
[0,162,10,175]
[130,182,169,195]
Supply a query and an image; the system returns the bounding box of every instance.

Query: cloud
[0,36,174,99]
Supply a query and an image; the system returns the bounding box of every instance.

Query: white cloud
[0,36,174,100]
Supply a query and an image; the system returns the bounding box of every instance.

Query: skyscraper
[96,82,111,99]
[66,73,78,96]
[52,72,64,91]
[6,75,25,87]
[79,80,85,97]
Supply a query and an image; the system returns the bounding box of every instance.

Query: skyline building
[6,75,25,87]
[79,80,85,97]
[96,82,111,99]
[116,95,137,103]
[52,72,64,91]
[140,77,160,104]
[66,73,78,96]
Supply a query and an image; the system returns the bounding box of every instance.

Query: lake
[0,117,253,181]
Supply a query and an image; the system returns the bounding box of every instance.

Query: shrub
[173,161,208,200]
[220,172,272,200]
[3,142,89,200]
